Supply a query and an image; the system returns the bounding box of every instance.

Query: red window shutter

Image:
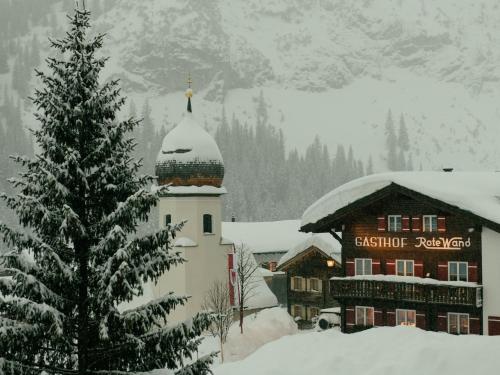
[346,258,355,276]
[416,311,426,330]
[412,216,421,232]
[468,262,478,282]
[402,216,410,231]
[488,316,500,336]
[372,259,381,275]
[386,309,396,326]
[437,216,446,232]
[470,317,481,335]
[377,216,386,231]
[437,313,447,332]
[386,259,395,275]
[414,260,424,278]
[437,261,448,281]
[374,309,384,326]
[346,306,355,329]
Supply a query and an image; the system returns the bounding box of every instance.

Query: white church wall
[481,227,500,335]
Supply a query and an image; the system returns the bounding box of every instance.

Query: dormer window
[203,214,213,234]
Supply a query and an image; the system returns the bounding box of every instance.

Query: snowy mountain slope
[12,0,500,171]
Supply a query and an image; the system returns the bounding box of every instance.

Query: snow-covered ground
[198,307,298,364]
[214,326,500,375]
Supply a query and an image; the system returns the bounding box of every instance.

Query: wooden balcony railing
[330,278,482,307]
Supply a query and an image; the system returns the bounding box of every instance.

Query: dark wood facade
[278,247,341,329]
[304,184,485,335]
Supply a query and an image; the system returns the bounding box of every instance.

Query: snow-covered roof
[302,171,500,229]
[331,274,479,288]
[259,267,275,277]
[222,220,310,254]
[151,185,227,196]
[156,113,223,165]
[277,233,341,268]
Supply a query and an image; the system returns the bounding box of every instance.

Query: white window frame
[388,215,402,232]
[396,259,414,277]
[355,258,372,276]
[355,306,374,326]
[291,276,305,291]
[396,309,416,326]
[308,277,321,293]
[448,261,468,282]
[448,312,469,335]
[423,215,438,232]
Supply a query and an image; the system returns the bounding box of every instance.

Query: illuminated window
[388,215,402,232]
[203,214,213,234]
[355,258,372,275]
[423,215,437,232]
[355,306,374,326]
[448,313,469,335]
[165,214,171,227]
[396,309,416,326]
[396,260,414,276]
[449,261,468,282]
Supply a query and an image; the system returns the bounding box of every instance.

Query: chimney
[442,168,453,172]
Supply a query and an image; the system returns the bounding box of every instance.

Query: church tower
[153,83,232,323]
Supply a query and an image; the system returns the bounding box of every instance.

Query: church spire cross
[185,73,193,113]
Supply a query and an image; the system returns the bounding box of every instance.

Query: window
[388,215,402,232]
[396,260,414,276]
[309,278,321,293]
[309,307,321,319]
[203,214,213,234]
[449,261,468,282]
[423,215,437,232]
[396,309,416,326]
[165,214,171,227]
[355,258,372,276]
[292,276,304,291]
[355,306,374,326]
[448,313,469,335]
[292,305,304,319]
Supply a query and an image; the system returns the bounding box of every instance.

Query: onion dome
[155,88,224,187]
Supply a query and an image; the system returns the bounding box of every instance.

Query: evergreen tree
[366,155,374,175]
[385,110,398,170]
[398,113,410,151]
[0,42,9,73]
[0,7,214,375]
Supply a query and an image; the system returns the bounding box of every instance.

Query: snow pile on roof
[243,247,278,309]
[259,267,275,277]
[214,326,500,375]
[277,233,341,267]
[331,274,479,287]
[151,185,227,195]
[302,172,500,227]
[156,113,223,164]
[222,220,310,254]
[197,307,298,364]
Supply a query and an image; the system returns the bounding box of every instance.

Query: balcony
[330,277,482,307]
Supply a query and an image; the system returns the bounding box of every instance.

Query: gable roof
[277,233,341,270]
[301,172,500,233]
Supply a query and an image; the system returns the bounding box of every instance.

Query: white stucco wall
[155,194,232,323]
[481,227,500,335]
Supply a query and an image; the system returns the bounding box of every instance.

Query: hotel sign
[354,236,472,250]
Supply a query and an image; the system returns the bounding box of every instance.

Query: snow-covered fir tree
[0,6,214,375]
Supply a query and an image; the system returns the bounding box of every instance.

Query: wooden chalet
[277,234,342,328]
[301,172,500,335]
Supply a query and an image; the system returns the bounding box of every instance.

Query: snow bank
[214,326,500,375]
[302,172,500,228]
[199,307,298,364]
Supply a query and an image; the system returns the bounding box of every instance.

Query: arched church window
[165,214,171,227]
[203,214,213,234]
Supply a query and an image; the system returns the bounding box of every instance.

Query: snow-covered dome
[155,97,224,187]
